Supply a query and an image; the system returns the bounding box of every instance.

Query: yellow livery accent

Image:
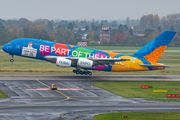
[111,56,149,72]
[69,45,75,48]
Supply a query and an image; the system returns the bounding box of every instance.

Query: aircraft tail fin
[133,31,176,64]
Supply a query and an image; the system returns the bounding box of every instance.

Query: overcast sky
[0,0,179,21]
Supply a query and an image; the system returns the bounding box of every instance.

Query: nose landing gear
[10,55,14,63]
[73,69,92,75]
[10,59,14,62]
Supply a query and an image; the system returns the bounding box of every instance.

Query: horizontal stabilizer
[139,64,171,67]
[139,64,172,68]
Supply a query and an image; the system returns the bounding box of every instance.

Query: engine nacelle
[56,57,71,67]
[77,58,93,68]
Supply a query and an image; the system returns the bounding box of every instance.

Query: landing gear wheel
[76,71,80,75]
[10,59,14,63]
[88,71,92,75]
[10,55,14,63]
[73,69,77,73]
[80,71,84,75]
[84,71,88,75]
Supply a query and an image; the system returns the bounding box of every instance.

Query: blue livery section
[2,31,177,73]
[133,31,177,57]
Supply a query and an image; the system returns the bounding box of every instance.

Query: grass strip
[0,89,9,98]
[93,112,180,120]
[92,81,180,102]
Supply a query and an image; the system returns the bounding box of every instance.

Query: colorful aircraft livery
[2,31,176,75]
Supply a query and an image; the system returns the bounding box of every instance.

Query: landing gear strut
[73,69,92,75]
[10,55,14,63]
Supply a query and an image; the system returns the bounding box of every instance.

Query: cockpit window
[8,43,12,45]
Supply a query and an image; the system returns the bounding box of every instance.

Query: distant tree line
[0,13,180,46]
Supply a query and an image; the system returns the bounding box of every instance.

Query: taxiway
[0,75,180,120]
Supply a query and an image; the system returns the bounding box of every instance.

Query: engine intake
[56,57,71,67]
[77,58,93,68]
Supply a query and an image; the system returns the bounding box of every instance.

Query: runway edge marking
[36,79,70,99]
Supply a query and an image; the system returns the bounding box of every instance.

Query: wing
[45,56,130,66]
[88,58,130,66]
[45,56,57,63]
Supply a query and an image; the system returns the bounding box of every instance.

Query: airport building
[100,25,110,43]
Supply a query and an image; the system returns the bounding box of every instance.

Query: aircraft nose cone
[2,44,7,52]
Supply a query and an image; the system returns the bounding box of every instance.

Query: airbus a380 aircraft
[2,31,176,75]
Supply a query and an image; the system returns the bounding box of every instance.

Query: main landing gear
[10,55,14,63]
[73,69,92,75]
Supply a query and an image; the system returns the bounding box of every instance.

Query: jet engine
[56,57,71,67]
[77,58,93,68]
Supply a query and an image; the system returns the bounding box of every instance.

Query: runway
[0,75,180,80]
[0,75,180,120]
